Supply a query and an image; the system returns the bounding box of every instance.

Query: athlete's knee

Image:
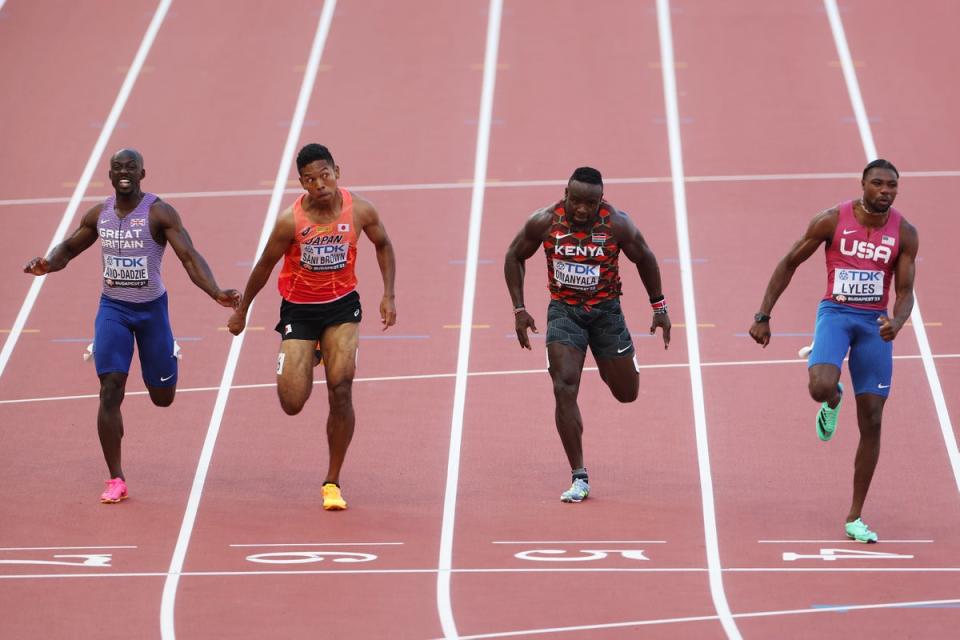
[148,388,175,407]
[611,384,638,404]
[327,378,353,411]
[99,377,126,409]
[552,378,579,402]
[279,396,307,416]
[808,379,838,403]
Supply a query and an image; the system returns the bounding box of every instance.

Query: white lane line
[0,546,137,551]
[758,539,934,544]
[0,0,172,380]
[437,3,502,638]
[229,542,404,548]
[5,352,960,407]
[157,3,338,639]
[825,0,960,496]
[5,169,960,207]
[656,2,741,639]
[445,596,960,640]
[491,540,666,545]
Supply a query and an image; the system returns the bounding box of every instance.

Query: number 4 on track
[782,548,914,562]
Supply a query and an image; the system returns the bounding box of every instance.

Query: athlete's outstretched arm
[23,205,101,275]
[615,212,671,349]
[227,209,295,335]
[879,219,919,342]
[154,201,240,308]
[749,208,837,347]
[504,209,551,349]
[357,198,396,330]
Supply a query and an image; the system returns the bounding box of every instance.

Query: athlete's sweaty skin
[505,168,670,490]
[749,161,918,534]
[227,144,395,495]
[24,148,239,489]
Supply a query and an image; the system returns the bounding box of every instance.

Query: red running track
[1,1,959,638]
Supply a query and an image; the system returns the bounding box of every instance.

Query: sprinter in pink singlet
[228,144,396,511]
[24,149,240,504]
[749,159,919,543]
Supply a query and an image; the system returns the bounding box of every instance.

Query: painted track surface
[2,1,959,638]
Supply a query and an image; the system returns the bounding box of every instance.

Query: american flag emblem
[592,233,607,243]
[338,223,350,232]
[130,218,145,227]
[881,235,895,246]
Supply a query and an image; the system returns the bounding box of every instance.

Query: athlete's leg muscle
[319,323,359,485]
[276,339,316,415]
[98,372,128,480]
[596,355,639,403]
[548,343,587,470]
[848,393,885,522]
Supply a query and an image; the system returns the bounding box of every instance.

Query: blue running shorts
[808,300,892,397]
[93,292,178,387]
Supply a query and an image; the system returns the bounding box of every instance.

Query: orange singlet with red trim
[277,189,358,303]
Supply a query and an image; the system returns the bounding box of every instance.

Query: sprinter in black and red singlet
[228,144,396,511]
[504,167,671,502]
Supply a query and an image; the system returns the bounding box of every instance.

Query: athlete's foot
[816,382,843,441]
[845,517,878,543]
[560,478,590,503]
[322,483,347,510]
[100,478,128,504]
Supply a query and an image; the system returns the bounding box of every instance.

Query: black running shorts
[275,291,362,341]
[545,298,634,358]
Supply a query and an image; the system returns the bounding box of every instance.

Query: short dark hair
[569,166,603,187]
[296,144,335,173]
[862,158,898,180]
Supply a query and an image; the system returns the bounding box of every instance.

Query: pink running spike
[100,478,128,504]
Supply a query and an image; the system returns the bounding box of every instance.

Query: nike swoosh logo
[617,346,631,354]
[160,374,174,382]
[842,229,857,235]
[877,384,890,389]
[556,233,574,240]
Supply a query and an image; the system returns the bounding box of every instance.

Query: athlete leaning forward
[228,144,397,511]
[504,166,671,502]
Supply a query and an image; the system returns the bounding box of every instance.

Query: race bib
[832,268,884,303]
[553,259,599,290]
[300,243,347,272]
[103,254,148,288]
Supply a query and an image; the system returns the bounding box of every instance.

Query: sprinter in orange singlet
[228,144,396,510]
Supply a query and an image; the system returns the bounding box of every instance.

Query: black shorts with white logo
[545,298,634,358]
[275,291,362,341]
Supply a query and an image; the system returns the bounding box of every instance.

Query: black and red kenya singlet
[543,202,622,308]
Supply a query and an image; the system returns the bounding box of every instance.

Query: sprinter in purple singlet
[24,149,240,504]
[749,159,919,543]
